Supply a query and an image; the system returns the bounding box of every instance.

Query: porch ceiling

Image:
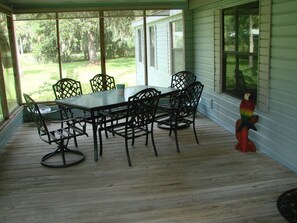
[0,0,189,13]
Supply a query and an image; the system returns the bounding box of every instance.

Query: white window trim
[214,0,271,112]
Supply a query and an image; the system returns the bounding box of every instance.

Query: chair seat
[40,123,87,168]
[156,114,191,130]
[155,81,204,153]
[23,93,88,168]
[89,74,128,138]
[107,122,151,140]
[98,88,161,166]
[156,70,197,131]
[156,102,191,130]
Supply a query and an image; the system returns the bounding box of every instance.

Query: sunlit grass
[20,56,136,101]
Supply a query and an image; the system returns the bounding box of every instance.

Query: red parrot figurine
[235,92,259,152]
[238,92,256,131]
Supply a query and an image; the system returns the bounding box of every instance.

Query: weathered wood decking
[0,114,296,223]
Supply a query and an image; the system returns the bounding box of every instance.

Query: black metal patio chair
[157,70,197,129]
[52,78,85,146]
[90,73,116,92]
[52,78,83,119]
[99,88,161,166]
[170,70,197,90]
[23,93,87,168]
[90,74,127,138]
[157,81,204,153]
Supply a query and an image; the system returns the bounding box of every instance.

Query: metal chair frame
[158,71,197,129]
[90,74,127,138]
[53,78,83,100]
[99,88,161,166]
[23,93,87,168]
[52,78,84,146]
[170,71,197,89]
[157,81,204,153]
[90,74,116,92]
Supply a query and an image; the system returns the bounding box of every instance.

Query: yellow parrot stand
[235,115,259,152]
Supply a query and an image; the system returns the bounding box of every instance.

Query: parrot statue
[238,92,257,132]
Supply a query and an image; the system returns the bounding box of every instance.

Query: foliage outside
[223,2,259,99]
[15,12,137,101]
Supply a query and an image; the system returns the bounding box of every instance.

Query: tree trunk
[87,31,97,63]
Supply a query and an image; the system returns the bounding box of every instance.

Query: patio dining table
[55,85,178,161]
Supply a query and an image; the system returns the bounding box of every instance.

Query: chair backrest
[23,93,50,142]
[90,74,116,93]
[176,81,204,119]
[53,78,83,99]
[171,71,196,90]
[126,88,161,127]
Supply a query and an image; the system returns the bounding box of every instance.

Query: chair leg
[151,131,158,156]
[41,145,85,168]
[98,128,103,156]
[104,117,109,139]
[125,139,132,167]
[67,120,78,147]
[145,125,149,145]
[169,124,173,136]
[193,116,199,144]
[132,128,135,146]
[174,125,180,153]
[60,144,67,165]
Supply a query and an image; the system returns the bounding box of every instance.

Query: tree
[31,20,58,63]
[15,11,136,64]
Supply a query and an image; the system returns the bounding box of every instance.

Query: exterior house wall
[133,12,183,87]
[190,0,297,172]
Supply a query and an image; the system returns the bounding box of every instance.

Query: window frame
[149,25,156,68]
[221,2,259,101]
[137,28,142,63]
[0,13,18,122]
[170,19,184,74]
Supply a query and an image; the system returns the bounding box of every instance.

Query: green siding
[190,0,297,172]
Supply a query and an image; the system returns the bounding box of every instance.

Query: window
[0,13,18,117]
[58,12,102,93]
[149,26,156,67]
[14,11,138,101]
[170,19,184,74]
[14,14,60,101]
[137,29,142,62]
[222,2,259,100]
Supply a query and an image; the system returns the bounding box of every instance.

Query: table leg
[91,111,98,161]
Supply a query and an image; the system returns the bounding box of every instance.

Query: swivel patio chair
[52,78,84,120]
[23,93,87,168]
[99,88,161,166]
[157,81,204,153]
[53,78,84,146]
[157,70,197,129]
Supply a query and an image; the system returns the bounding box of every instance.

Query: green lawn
[20,57,136,101]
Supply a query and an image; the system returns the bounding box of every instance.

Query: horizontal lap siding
[147,21,170,87]
[184,10,194,72]
[191,0,297,172]
[147,16,183,87]
[193,8,239,131]
[264,0,297,170]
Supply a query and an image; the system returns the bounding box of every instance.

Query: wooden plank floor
[0,114,296,223]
